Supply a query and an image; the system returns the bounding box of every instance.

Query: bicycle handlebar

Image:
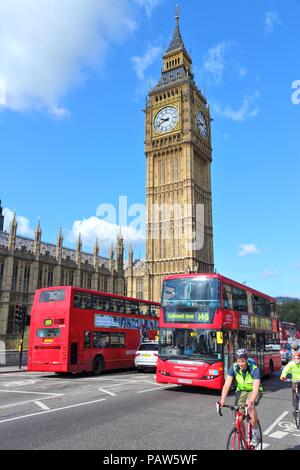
[216,401,252,417]
[216,402,238,416]
[284,378,300,384]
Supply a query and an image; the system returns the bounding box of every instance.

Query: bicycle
[216,401,263,450]
[285,379,300,429]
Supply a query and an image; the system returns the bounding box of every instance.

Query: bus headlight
[158,370,170,376]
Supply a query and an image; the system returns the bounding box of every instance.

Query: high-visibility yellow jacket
[281,361,300,381]
[233,362,263,392]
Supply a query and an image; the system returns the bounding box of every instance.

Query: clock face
[196,110,208,138]
[153,106,179,133]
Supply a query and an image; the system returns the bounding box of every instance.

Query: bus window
[110,333,125,348]
[36,328,61,338]
[125,300,139,315]
[84,331,91,349]
[109,298,123,313]
[40,289,65,303]
[222,284,233,310]
[232,287,247,312]
[74,292,93,309]
[93,332,109,348]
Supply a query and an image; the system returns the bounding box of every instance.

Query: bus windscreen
[161,277,220,323]
[39,289,65,302]
[159,327,222,362]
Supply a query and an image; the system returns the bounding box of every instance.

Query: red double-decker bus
[156,273,281,390]
[279,321,298,342]
[28,286,160,374]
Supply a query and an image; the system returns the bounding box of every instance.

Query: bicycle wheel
[256,420,263,450]
[294,412,300,430]
[226,428,244,450]
[248,420,263,450]
[294,398,300,429]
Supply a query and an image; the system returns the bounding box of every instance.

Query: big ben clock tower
[144,8,214,301]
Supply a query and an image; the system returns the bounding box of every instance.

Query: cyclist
[280,351,300,408]
[219,348,263,446]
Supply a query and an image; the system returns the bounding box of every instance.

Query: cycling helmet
[291,342,299,350]
[293,351,300,359]
[236,348,248,359]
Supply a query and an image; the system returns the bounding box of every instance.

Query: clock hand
[157,117,169,127]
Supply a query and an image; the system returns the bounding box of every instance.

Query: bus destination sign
[164,311,212,324]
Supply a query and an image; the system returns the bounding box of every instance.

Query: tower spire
[165,4,188,56]
[175,4,179,24]
[56,227,63,260]
[154,6,193,90]
[8,211,17,251]
[34,220,42,256]
[76,233,82,265]
[0,200,4,232]
[93,238,99,268]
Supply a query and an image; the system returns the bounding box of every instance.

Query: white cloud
[67,216,146,252]
[134,0,162,18]
[212,92,260,122]
[132,45,162,80]
[3,207,34,237]
[237,244,260,257]
[261,269,281,279]
[202,41,231,84]
[265,11,282,33]
[237,66,248,78]
[0,79,6,106]
[0,0,162,117]
[50,106,71,120]
[202,41,247,85]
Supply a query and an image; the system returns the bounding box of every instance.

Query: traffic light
[15,304,24,328]
[14,304,26,369]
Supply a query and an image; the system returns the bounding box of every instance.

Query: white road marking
[137,385,177,394]
[0,398,106,424]
[278,420,300,435]
[98,388,116,396]
[142,380,168,386]
[0,395,58,410]
[79,377,139,383]
[262,443,271,449]
[263,411,289,435]
[97,382,135,389]
[34,401,51,411]
[269,430,289,439]
[2,380,43,387]
[0,390,62,396]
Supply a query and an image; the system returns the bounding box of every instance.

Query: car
[280,342,292,364]
[134,341,159,372]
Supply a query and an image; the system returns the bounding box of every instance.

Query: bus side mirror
[216,332,223,344]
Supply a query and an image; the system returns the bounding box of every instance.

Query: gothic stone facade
[0,209,125,345]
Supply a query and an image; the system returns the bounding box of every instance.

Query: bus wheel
[93,356,104,375]
[268,360,274,378]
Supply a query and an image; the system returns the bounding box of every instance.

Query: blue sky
[0,0,299,298]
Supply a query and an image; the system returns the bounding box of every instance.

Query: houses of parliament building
[0,11,214,346]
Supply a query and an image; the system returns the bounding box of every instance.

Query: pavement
[0,366,27,374]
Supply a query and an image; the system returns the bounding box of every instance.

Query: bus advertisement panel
[156,273,281,390]
[28,287,159,374]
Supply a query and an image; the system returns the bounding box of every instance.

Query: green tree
[277,301,300,329]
